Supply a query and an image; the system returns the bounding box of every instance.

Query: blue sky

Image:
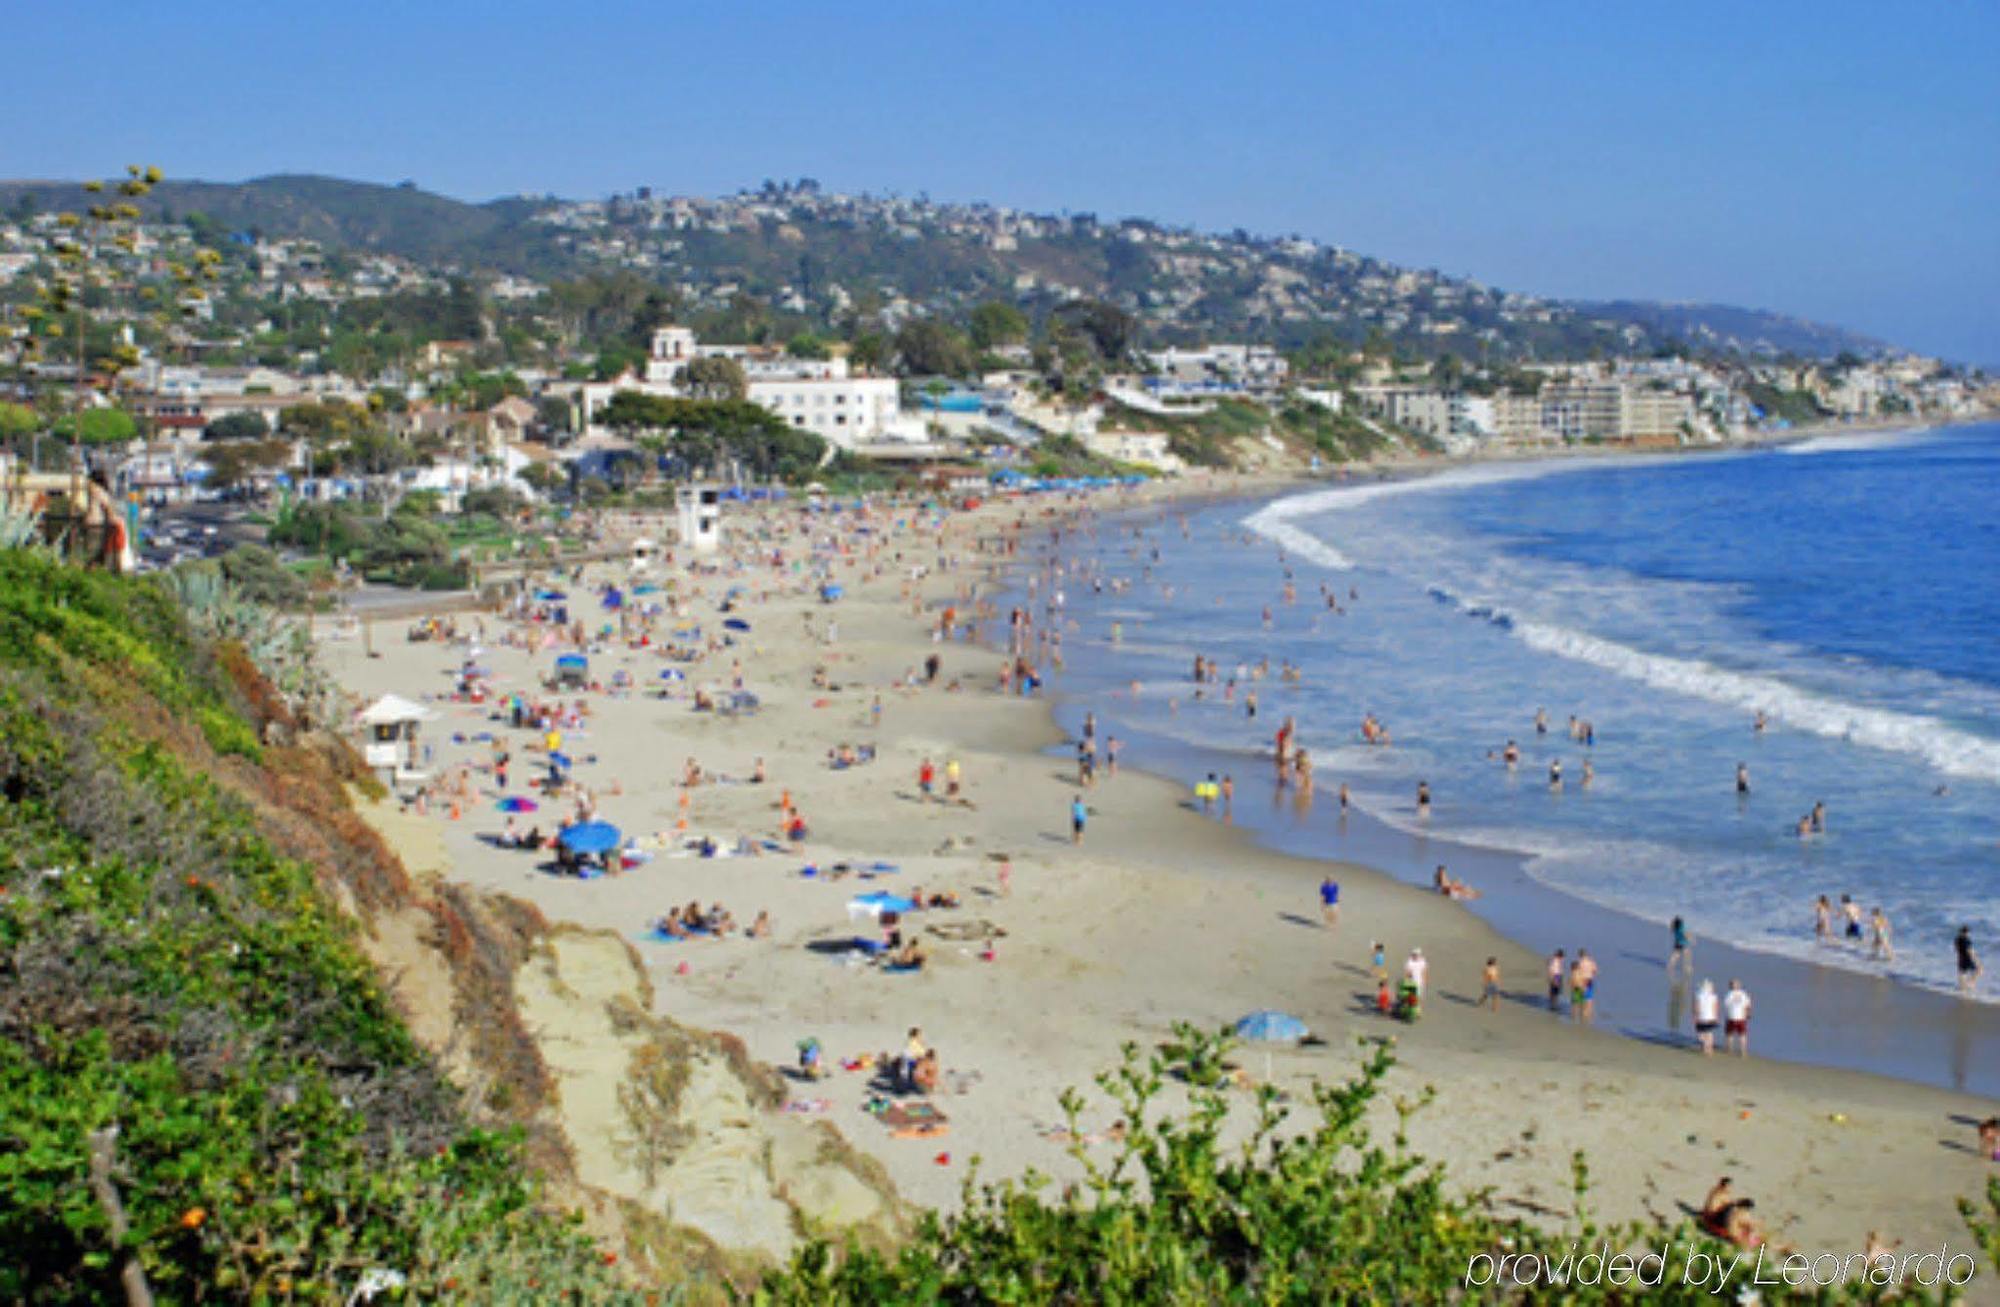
[13,1,1997,363]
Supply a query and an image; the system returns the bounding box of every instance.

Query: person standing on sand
[1668,916,1692,978]
[1481,958,1501,1012]
[1693,979,1720,1055]
[1070,796,1088,845]
[1319,876,1340,928]
[1570,950,1598,1024]
[1547,948,1567,1013]
[1956,926,1982,995]
[1723,980,1752,1056]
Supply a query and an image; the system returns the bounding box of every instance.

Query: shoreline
[328,473,2000,1259]
[1088,441,2000,1066]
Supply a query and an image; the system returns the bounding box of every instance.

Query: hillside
[1574,299,1888,360]
[0,173,1895,362]
[0,548,896,1302]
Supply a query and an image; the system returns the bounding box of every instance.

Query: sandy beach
[325,479,2000,1265]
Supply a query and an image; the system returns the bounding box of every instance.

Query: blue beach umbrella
[723,617,751,632]
[536,589,567,601]
[848,891,915,917]
[555,653,588,670]
[557,820,622,854]
[658,668,685,681]
[497,796,538,813]
[1233,1011,1309,1042]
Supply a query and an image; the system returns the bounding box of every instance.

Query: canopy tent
[356,694,435,727]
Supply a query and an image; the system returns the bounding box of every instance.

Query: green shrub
[760,1025,1931,1304]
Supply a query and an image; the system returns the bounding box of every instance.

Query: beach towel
[882,1102,947,1130]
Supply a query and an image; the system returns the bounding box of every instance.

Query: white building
[1084,430,1184,472]
[1144,343,1290,389]
[578,326,906,448]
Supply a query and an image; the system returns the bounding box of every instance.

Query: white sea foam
[1242,457,1651,570]
[1417,583,2000,783]
[1776,426,1933,456]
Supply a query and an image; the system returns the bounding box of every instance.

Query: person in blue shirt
[1669,915,1692,978]
[1070,797,1088,844]
[1319,877,1340,928]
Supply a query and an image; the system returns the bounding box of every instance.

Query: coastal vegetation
[0,548,634,1302]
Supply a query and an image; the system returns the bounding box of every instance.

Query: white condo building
[579,327,907,447]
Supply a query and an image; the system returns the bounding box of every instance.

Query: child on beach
[1481,958,1501,1012]
[1692,979,1720,1054]
[1370,941,1387,981]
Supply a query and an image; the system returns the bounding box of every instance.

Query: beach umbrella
[557,820,622,854]
[497,796,538,813]
[848,891,915,917]
[555,653,588,670]
[723,618,751,632]
[536,589,567,601]
[1233,1011,1309,1042]
[658,668,686,681]
[633,584,661,595]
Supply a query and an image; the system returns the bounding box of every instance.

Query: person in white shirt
[1722,980,1753,1057]
[1404,948,1429,996]
[1692,979,1721,1056]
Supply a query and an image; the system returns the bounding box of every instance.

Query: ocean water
[1042,424,2000,998]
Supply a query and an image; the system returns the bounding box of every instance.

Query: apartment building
[578,325,906,447]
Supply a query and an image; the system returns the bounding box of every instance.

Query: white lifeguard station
[356,694,435,786]
[675,484,722,554]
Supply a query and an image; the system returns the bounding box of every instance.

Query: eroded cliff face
[346,797,905,1298]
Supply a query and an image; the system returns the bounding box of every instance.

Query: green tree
[893,319,972,377]
[968,300,1028,352]
[519,461,568,497]
[54,407,138,446]
[786,332,831,360]
[1055,299,1136,362]
[0,402,40,443]
[201,438,292,491]
[682,355,748,401]
[277,400,360,442]
[535,395,574,435]
[848,332,888,373]
[203,411,272,442]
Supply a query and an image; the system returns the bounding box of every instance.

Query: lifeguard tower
[675,484,722,554]
[356,694,435,787]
